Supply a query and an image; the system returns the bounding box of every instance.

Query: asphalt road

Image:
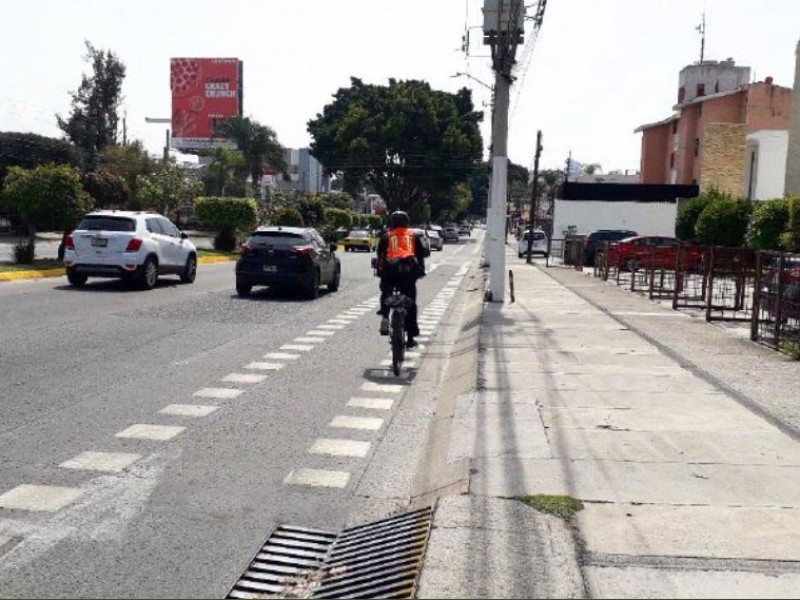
[0,233,483,598]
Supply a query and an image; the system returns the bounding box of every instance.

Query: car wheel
[236,281,252,297]
[138,257,158,290]
[66,268,87,287]
[180,255,197,284]
[328,267,340,292]
[305,269,320,299]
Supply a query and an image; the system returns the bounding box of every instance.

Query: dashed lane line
[159,404,220,418]
[329,416,384,431]
[222,373,267,384]
[0,485,83,512]
[294,337,327,344]
[193,388,242,400]
[308,439,371,458]
[283,468,350,488]
[263,352,302,360]
[280,344,314,352]
[59,451,141,473]
[114,424,186,441]
[347,397,395,410]
[244,362,285,371]
[306,330,336,337]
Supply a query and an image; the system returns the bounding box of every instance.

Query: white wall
[552,200,677,238]
[746,130,788,200]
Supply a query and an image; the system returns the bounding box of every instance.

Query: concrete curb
[0,255,236,283]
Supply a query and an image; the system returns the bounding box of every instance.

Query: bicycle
[385,290,413,376]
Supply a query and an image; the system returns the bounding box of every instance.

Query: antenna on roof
[695,8,706,64]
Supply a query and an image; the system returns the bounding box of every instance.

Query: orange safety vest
[386,227,416,260]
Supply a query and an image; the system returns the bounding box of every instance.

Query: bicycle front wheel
[390,312,405,376]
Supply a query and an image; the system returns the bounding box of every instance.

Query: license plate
[263,265,277,273]
[91,237,108,247]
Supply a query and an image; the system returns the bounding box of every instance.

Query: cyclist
[375,210,427,348]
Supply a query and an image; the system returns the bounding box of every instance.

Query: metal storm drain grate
[228,507,433,599]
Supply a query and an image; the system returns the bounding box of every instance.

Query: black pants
[379,269,419,338]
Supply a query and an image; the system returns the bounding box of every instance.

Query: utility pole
[526,130,542,264]
[483,0,526,302]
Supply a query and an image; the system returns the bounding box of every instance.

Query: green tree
[780,196,800,252]
[0,132,82,190]
[194,196,258,251]
[273,206,305,227]
[366,215,383,230]
[747,198,790,250]
[0,164,93,262]
[82,170,130,208]
[582,163,602,175]
[695,196,752,247]
[295,194,326,226]
[676,189,720,241]
[307,78,483,219]
[325,207,353,230]
[137,160,202,217]
[97,141,156,203]
[56,41,126,168]
[215,117,287,197]
[201,146,246,197]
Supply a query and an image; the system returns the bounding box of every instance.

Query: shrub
[13,241,35,264]
[676,193,715,241]
[366,215,383,230]
[747,198,789,250]
[780,196,800,252]
[194,196,258,251]
[325,207,353,231]
[695,196,752,247]
[273,206,305,227]
[296,196,325,227]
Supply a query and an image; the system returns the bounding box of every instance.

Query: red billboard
[170,57,243,150]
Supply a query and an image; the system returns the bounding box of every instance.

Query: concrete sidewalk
[418,247,800,598]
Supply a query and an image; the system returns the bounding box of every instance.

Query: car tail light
[65,235,74,250]
[291,246,313,257]
[125,238,143,252]
[240,243,252,254]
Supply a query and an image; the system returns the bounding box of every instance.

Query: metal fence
[751,251,800,350]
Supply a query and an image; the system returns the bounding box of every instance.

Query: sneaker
[406,338,419,349]
[379,318,390,336]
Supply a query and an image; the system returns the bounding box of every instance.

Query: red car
[604,236,702,272]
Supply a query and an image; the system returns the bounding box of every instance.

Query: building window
[670,152,675,168]
[697,83,705,97]
[694,138,700,157]
[671,120,678,134]
[678,87,686,103]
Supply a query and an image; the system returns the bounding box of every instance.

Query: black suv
[235,226,341,299]
[582,229,638,266]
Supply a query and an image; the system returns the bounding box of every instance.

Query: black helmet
[389,210,410,228]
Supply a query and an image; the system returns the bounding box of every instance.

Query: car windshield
[348,230,368,238]
[248,231,307,247]
[428,231,440,238]
[77,216,136,232]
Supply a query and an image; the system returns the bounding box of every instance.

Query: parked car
[443,224,460,243]
[458,222,471,236]
[517,230,548,258]
[63,210,197,290]
[427,229,444,251]
[235,226,340,299]
[582,229,638,266]
[603,236,701,272]
[342,229,374,252]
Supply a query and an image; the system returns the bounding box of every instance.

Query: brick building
[635,59,792,199]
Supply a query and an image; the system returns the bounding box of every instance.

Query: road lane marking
[347,397,395,410]
[307,330,336,337]
[284,468,350,488]
[263,352,302,360]
[193,388,242,400]
[317,324,345,330]
[294,337,327,344]
[309,439,371,458]
[59,451,141,473]
[329,416,384,430]
[404,351,421,359]
[222,373,267,384]
[0,485,83,512]
[115,424,186,441]
[280,344,314,352]
[245,362,285,371]
[336,314,360,320]
[362,382,405,394]
[380,359,416,368]
[159,404,219,417]
[327,319,351,325]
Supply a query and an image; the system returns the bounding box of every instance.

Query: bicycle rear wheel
[390,310,405,376]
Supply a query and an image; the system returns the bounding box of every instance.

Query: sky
[1,0,798,174]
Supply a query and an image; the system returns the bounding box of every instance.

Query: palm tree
[215,117,287,197]
[203,147,245,196]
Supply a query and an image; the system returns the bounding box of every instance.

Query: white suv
[63,210,198,290]
[518,229,548,258]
